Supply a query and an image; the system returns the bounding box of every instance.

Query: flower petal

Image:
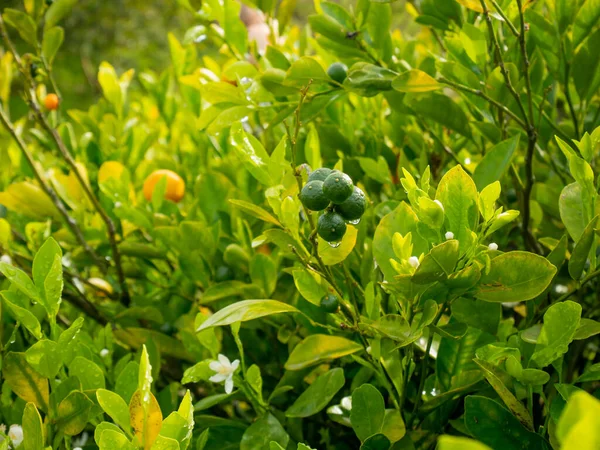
[209,374,227,383]
[224,377,234,394]
[209,361,222,372]
[231,359,240,371]
[218,354,231,367]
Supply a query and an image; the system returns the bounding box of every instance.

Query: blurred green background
[4,0,408,113]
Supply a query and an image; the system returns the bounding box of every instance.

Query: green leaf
[42,26,65,66]
[437,327,494,390]
[3,352,49,412]
[473,136,520,191]
[285,57,329,86]
[373,202,427,282]
[98,429,135,450]
[69,356,106,390]
[97,389,131,433]
[559,182,587,241]
[57,391,93,435]
[576,362,600,382]
[230,122,273,186]
[412,240,459,284]
[573,0,600,48]
[573,318,600,340]
[380,409,406,443]
[531,301,582,368]
[473,359,533,430]
[240,414,289,450]
[451,298,500,335]
[25,339,62,379]
[304,124,321,170]
[197,300,299,331]
[33,237,63,318]
[351,384,385,442]
[22,403,45,450]
[229,199,282,226]
[464,396,551,450]
[392,69,441,92]
[293,269,329,306]
[285,334,363,370]
[406,93,472,138]
[438,436,492,450]
[277,0,297,33]
[1,291,43,339]
[3,9,37,47]
[475,252,557,302]
[0,262,40,301]
[318,225,358,265]
[44,0,77,29]
[286,368,345,417]
[360,434,391,450]
[568,216,598,280]
[223,0,247,55]
[344,63,396,97]
[435,165,478,250]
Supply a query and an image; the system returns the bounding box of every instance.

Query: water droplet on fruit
[328,241,341,248]
[349,218,361,225]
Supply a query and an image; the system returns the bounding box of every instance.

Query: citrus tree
[0,0,600,449]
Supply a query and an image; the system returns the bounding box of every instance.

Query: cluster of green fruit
[299,168,367,243]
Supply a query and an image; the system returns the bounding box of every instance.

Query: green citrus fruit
[323,171,354,204]
[308,167,333,183]
[299,180,330,211]
[336,186,367,221]
[327,63,348,84]
[317,211,347,242]
[320,294,340,313]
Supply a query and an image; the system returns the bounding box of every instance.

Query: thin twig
[0,107,102,265]
[439,77,527,129]
[489,0,520,37]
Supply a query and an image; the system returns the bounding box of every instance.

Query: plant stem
[489,0,520,37]
[563,61,580,137]
[0,106,102,266]
[0,15,130,305]
[438,77,527,129]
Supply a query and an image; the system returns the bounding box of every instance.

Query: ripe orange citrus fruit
[44,93,59,110]
[143,169,185,203]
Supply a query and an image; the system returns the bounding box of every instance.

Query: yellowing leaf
[3,352,49,412]
[318,225,358,265]
[455,0,484,12]
[0,182,60,220]
[129,390,163,450]
[392,69,441,93]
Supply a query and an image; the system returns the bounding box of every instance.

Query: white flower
[100,348,110,357]
[488,243,498,251]
[555,284,569,294]
[341,396,353,411]
[434,199,444,211]
[8,425,23,447]
[464,157,471,165]
[366,346,372,354]
[209,354,239,394]
[408,256,420,268]
[445,231,454,240]
[0,255,12,264]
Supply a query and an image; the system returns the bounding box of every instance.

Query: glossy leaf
[285,335,363,370]
[286,368,345,417]
[197,300,299,331]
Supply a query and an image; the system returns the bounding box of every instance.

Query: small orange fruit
[143,169,185,203]
[44,93,59,110]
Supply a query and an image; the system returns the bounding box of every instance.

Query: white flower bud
[445,231,454,240]
[100,348,110,357]
[488,243,498,251]
[408,256,420,268]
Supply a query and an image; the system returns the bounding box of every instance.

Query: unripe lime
[327,63,348,84]
[308,167,333,183]
[323,171,354,204]
[299,180,330,211]
[317,211,347,242]
[320,294,340,313]
[336,186,367,221]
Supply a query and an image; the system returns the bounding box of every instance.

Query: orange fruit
[44,93,59,110]
[143,169,185,203]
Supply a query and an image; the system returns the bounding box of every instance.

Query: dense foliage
[0,0,599,449]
